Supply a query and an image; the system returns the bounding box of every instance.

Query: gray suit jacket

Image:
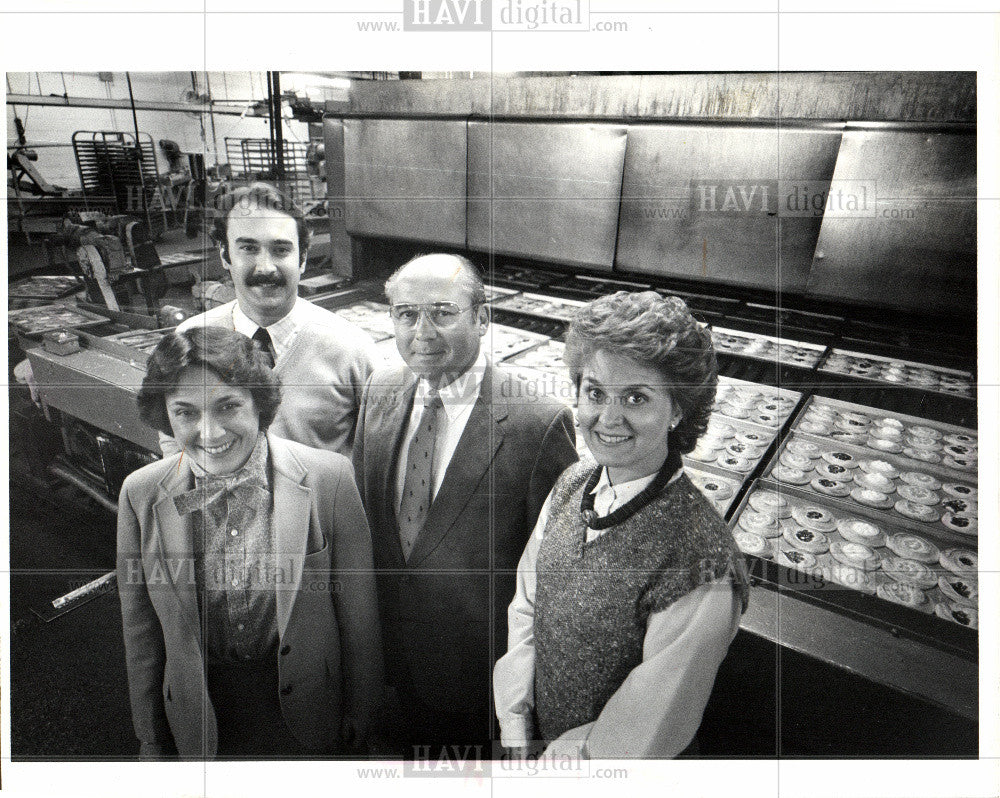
[117,434,383,758]
[352,361,578,712]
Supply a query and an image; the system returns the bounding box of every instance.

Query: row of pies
[687,420,778,473]
[797,402,977,473]
[733,490,979,629]
[712,383,797,428]
[711,330,822,367]
[769,441,977,536]
[821,352,973,397]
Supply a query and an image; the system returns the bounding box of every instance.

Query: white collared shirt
[231,298,306,362]
[394,351,488,516]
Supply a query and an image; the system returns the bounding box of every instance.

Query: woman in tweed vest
[494,291,749,759]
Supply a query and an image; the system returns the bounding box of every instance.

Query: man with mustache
[165,182,378,456]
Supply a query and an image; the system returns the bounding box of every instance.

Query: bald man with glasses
[352,254,577,759]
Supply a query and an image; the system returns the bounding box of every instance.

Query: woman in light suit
[117,326,382,759]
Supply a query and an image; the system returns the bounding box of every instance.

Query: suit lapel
[408,365,508,567]
[269,436,312,639]
[367,370,417,569]
[152,461,201,643]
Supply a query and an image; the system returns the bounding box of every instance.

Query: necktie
[251,327,276,368]
[398,392,443,561]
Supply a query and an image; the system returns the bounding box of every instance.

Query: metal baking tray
[819,347,974,399]
[794,394,977,479]
[491,292,587,323]
[8,275,85,301]
[7,303,110,337]
[762,433,977,550]
[731,482,978,642]
[711,326,827,369]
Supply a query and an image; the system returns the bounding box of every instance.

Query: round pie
[909,425,942,440]
[943,443,976,458]
[941,512,977,535]
[734,531,771,558]
[896,484,939,506]
[727,440,764,459]
[880,556,938,589]
[735,430,766,447]
[686,445,719,462]
[696,479,734,502]
[748,490,791,517]
[751,412,780,427]
[798,421,832,436]
[791,506,837,533]
[853,471,895,493]
[840,411,872,427]
[772,465,810,485]
[830,540,880,571]
[866,437,903,453]
[878,417,904,430]
[780,450,815,471]
[822,451,858,468]
[903,447,941,464]
[782,525,830,554]
[776,546,818,571]
[815,461,853,482]
[718,403,750,419]
[786,439,822,458]
[851,487,894,509]
[943,456,976,472]
[934,602,978,628]
[905,435,941,451]
[941,497,977,516]
[899,471,941,491]
[827,562,877,594]
[939,548,978,576]
[738,510,781,538]
[894,499,939,523]
[717,453,754,472]
[877,581,928,609]
[886,532,940,563]
[942,483,977,500]
[938,574,977,607]
[837,519,886,548]
[870,425,903,441]
[943,433,976,446]
[811,477,851,497]
[859,459,900,479]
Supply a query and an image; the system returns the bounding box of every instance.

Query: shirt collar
[232,297,304,356]
[415,351,488,422]
[590,463,685,507]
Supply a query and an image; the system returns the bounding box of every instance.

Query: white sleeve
[492,489,553,748]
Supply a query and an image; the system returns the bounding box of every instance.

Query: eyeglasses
[388,302,478,328]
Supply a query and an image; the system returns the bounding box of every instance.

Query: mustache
[244,273,287,287]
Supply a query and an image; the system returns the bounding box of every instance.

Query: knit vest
[534,461,749,743]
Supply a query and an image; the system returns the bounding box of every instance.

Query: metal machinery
[314,72,978,754]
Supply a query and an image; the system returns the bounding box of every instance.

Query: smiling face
[222,205,304,327]
[166,366,260,476]
[387,256,488,386]
[577,350,682,484]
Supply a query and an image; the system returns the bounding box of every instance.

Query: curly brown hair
[565,291,717,454]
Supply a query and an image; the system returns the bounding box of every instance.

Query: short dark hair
[384,253,487,308]
[210,182,311,265]
[137,326,282,437]
[565,291,718,455]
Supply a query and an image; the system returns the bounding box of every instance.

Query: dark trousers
[206,656,307,759]
[377,682,495,761]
